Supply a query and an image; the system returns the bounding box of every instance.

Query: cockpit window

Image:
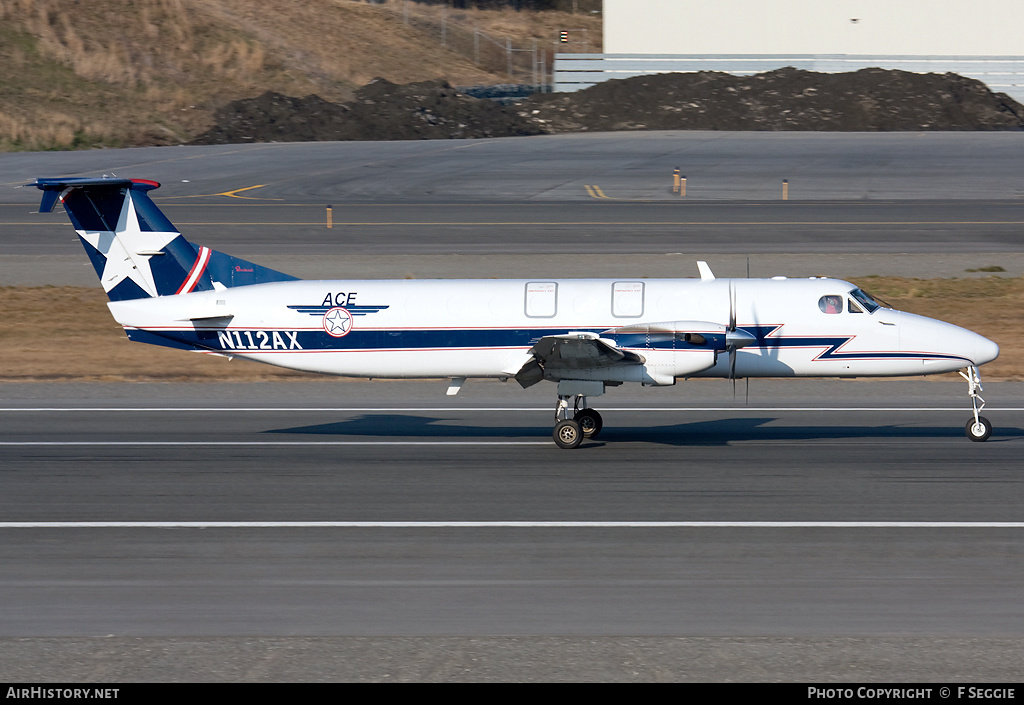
[849,288,881,313]
[818,295,842,314]
[848,298,864,313]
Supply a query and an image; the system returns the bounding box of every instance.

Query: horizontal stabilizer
[35,177,135,214]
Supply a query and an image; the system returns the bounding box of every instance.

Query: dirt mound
[192,68,1024,145]
[521,67,1024,132]
[191,78,544,144]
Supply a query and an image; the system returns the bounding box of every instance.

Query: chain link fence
[395,4,545,86]
[376,0,597,89]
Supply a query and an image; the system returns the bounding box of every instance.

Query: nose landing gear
[961,366,992,442]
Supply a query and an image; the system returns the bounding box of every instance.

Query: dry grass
[0,286,320,381]
[850,276,1024,380]
[1,277,1020,383]
[0,0,602,150]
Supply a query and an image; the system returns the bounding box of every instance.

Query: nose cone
[900,313,999,367]
[943,321,999,366]
[970,331,1000,366]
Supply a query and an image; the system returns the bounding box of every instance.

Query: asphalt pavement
[1,380,1022,680]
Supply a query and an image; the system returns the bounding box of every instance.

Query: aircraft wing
[514,332,645,388]
[513,321,741,389]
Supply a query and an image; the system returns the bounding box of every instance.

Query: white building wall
[569,0,1024,100]
[604,1,1024,56]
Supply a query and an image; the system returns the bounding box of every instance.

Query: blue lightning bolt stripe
[747,325,969,363]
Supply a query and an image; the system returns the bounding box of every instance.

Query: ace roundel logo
[323,306,354,337]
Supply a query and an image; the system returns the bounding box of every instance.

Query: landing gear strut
[960,365,992,442]
[552,394,603,449]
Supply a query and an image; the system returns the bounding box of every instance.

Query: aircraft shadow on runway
[265,414,1023,446]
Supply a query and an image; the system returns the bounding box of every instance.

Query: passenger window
[818,295,842,314]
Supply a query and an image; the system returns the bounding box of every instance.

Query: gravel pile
[520,67,1024,132]
[191,78,543,144]
[191,68,1024,145]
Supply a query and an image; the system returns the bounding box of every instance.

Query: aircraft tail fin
[34,177,297,301]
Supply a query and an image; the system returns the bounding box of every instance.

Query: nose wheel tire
[966,416,992,442]
[553,419,584,449]
[574,409,603,438]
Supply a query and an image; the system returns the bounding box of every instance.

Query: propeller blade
[728,282,736,332]
[729,344,737,399]
[728,280,737,399]
[729,346,737,399]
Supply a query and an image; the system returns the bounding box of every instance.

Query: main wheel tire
[966,416,992,442]
[553,419,584,449]
[574,409,604,438]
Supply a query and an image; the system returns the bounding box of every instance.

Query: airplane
[30,176,1000,448]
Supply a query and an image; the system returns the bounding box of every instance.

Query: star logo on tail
[78,191,178,297]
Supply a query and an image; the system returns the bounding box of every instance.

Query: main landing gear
[961,365,992,442]
[552,394,603,449]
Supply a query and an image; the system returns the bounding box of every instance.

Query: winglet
[697,261,715,281]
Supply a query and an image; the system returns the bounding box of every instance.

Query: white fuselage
[106,276,999,383]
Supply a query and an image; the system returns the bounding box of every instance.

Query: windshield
[849,288,882,313]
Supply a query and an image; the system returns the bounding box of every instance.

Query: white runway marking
[1,521,1023,529]
[1,407,1021,412]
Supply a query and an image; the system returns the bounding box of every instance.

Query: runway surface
[7,200,1024,257]
[2,133,1024,680]
[4,132,1024,288]
[1,379,1023,680]
[4,132,1024,203]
